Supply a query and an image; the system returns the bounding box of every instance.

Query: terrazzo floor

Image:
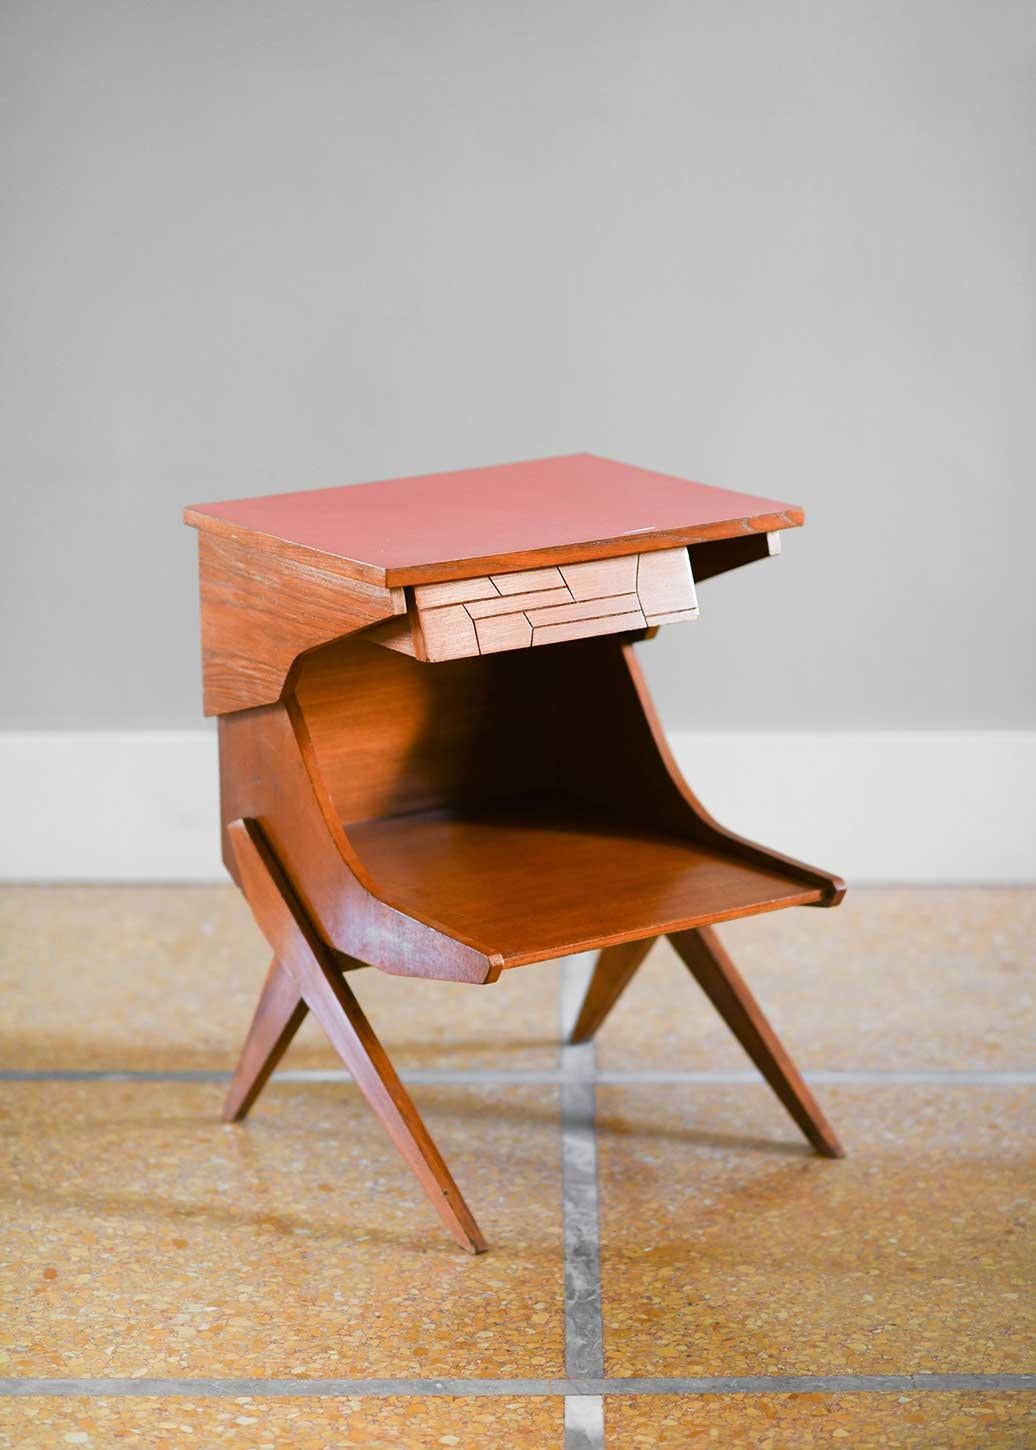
[1,887,1034,1447]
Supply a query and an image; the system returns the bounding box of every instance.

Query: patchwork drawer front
[371,548,699,663]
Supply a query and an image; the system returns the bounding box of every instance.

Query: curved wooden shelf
[347,795,825,968]
[219,632,842,986]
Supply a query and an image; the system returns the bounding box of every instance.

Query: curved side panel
[550,637,845,905]
[218,702,502,983]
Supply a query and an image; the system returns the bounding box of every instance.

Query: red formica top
[185,452,802,587]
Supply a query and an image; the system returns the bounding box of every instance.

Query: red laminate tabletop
[184,452,802,587]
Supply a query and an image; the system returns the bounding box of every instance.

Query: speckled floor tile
[598,1084,1036,1375]
[604,1392,1036,1448]
[0,886,561,1071]
[593,889,1036,1071]
[0,1396,564,1449]
[0,1081,563,1378]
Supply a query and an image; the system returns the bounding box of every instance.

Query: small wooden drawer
[369,548,699,662]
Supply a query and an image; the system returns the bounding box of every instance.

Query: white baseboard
[0,730,1031,884]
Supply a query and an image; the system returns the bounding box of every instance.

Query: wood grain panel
[293,639,561,825]
[415,604,479,663]
[489,565,567,594]
[475,613,533,654]
[196,532,403,715]
[524,593,639,627]
[412,576,499,609]
[465,586,572,619]
[561,554,639,600]
[637,547,698,623]
[540,635,845,903]
[369,546,701,663]
[219,696,501,981]
[348,800,826,968]
[243,631,842,974]
[364,615,419,657]
[532,609,646,647]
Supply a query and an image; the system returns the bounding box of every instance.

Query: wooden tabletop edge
[382,509,805,586]
[183,503,804,589]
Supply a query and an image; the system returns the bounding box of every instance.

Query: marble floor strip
[560,957,606,1448]
[564,1392,605,1450]
[3,1375,1035,1398]
[2,1067,1033,1084]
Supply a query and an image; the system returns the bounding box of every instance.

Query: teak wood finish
[224,818,486,1252]
[570,927,844,1158]
[185,453,846,1250]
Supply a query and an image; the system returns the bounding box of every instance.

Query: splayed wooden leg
[669,925,844,1157]
[568,938,654,1043]
[227,816,488,1252]
[223,956,308,1122]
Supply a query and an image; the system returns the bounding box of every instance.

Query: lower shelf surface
[347,797,823,967]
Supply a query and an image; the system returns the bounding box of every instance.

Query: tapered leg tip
[452,1228,489,1254]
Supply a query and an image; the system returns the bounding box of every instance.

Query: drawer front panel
[374,548,699,662]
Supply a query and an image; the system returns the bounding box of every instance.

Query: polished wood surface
[246,621,836,978]
[293,639,557,827]
[218,695,503,984]
[546,638,845,903]
[348,799,826,968]
[185,452,803,588]
[227,817,487,1253]
[670,925,845,1158]
[196,531,404,714]
[288,635,840,966]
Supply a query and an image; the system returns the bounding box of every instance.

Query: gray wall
[3,0,1033,730]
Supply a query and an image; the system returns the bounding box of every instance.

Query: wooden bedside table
[184,452,845,1253]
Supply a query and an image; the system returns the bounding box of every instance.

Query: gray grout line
[1,1070,232,1082]
[595,1069,1036,1086]
[565,1394,605,1446]
[2,1376,1034,1398]
[557,959,605,1449]
[560,955,605,1390]
[3,1067,1034,1084]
